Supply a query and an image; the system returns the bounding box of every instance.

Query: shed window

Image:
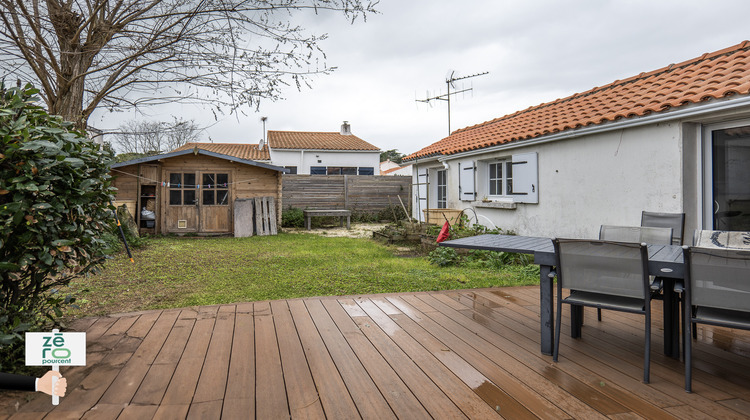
[437,170,447,209]
[310,166,326,175]
[358,167,374,175]
[169,173,197,205]
[202,173,229,206]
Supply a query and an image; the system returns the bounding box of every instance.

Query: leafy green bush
[0,83,115,372]
[428,247,460,267]
[282,207,305,228]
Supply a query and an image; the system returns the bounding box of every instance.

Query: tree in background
[380,149,405,163]
[0,83,115,370]
[112,117,202,160]
[0,0,377,129]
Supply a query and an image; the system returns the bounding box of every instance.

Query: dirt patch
[283,223,388,239]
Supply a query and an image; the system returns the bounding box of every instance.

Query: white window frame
[436,169,447,209]
[487,160,511,197]
[701,118,750,230]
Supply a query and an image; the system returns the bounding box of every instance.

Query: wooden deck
[7,286,750,419]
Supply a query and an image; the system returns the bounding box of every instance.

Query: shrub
[0,83,115,371]
[282,207,305,228]
[428,247,460,267]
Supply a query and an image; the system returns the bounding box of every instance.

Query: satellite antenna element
[416,71,488,135]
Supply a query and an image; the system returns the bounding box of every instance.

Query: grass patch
[66,233,539,317]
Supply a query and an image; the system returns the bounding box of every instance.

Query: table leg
[306,216,311,230]
[662,278,680,359]
[539,265,554,355]
[346,215,350,229]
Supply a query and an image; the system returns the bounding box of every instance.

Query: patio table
[440,234,684,357]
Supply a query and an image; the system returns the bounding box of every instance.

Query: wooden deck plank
[7,287,750,419]
[99,310,180,405]
[287,300,361,419]
[192,305,236,404]
[253,301,290,419]
[421,292,616,419]
[220,305,255,419]
[472,289,750,419]
[321,298,431,420]
[304,299,396,419]
[338,298,469,420]
[390,295,565,419]
[269,300,326,419]
[354,298,502,419]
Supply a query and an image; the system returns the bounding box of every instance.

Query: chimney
[340,121,351,135]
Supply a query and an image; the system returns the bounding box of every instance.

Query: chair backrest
[641,211,685,245]
[554,238,649,299]
[693,230,750,249]
[685,246,750,313]
[599,225,673,245]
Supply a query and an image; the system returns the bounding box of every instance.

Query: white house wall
[439,122,683,238]
[269,149,380,174]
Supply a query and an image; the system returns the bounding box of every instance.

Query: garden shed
[110,144,286,235]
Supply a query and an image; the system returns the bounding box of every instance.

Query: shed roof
[267,130,380,151]
[110,147,286,172]
[171,142,270,160]
[405,40,750,161]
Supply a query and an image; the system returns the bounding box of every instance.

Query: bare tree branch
[0,0,378,128]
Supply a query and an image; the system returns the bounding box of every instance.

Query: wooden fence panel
[282,175,411,213]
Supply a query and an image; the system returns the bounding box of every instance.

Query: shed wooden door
[199,172,231,233]
[165,172,199,233]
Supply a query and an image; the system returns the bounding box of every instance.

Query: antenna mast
[417,71,489,135]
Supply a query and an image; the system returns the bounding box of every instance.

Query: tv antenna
[416,70,489,135]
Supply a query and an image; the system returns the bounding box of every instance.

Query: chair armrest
[674,280,684,294]
[650,278,663,292]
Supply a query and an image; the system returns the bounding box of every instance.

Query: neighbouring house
[380,160,413,176]
[110,143,285,235]
[404,41,750,238]
[268,121,381,175]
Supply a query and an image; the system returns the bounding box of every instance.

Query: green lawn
[66,233,539,317]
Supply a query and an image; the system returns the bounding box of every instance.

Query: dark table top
[440,234,684,278]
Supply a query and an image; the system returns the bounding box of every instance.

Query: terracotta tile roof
[406,41,750,161]
[267,130,380,151]
[171,142,270,160]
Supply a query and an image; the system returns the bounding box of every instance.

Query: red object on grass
[436,221,451,243]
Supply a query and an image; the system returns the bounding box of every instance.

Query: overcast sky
[90,0,750,156]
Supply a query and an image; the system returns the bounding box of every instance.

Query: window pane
[342,167,357,175]
[217,173,228,186]
[169,190,182,205]
[203,190,215,205]
[506,162,513,178]
[203,173,215,188]
[358,167,374,175]
[217,190,229,205]
[184,173,196,188]
[327,167,342,175]
[489,180,498,196]
[507,179,513,194]
[184,190,196,205]
[285,166,297,174]
[170,173,181,185]
[310,166,326,175]
[490,163,497,179]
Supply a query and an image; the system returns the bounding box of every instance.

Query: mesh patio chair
[641,211,686,246]
[552,238,652,383]
[595,225,673,321]
[682,246,750,392]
